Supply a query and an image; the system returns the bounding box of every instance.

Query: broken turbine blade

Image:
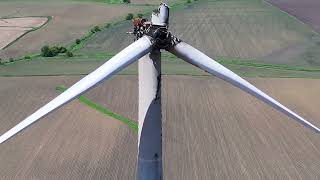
[168,42,320,133]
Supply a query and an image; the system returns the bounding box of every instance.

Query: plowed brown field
[0,27,31,50]
[162,76,320,180]
[0,17,47,50]
[0,76,137,180]
[0,76,319,179]
[0,17,47,28]
[266,0,320,33]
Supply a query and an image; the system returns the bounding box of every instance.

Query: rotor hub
[128,3,181,50]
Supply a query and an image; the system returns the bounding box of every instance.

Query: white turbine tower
[0,3,319,180]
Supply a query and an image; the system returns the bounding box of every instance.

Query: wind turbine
[0,3,319,180]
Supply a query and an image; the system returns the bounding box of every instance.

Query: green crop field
[79,0,317,59]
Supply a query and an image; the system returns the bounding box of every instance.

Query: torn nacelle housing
[151,3,169,26]
[128,3,180,49]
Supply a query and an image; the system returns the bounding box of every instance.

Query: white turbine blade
[168,42,320,133]
[0,36,152,144]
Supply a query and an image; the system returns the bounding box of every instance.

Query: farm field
[0,17,48,50]
[0,76,137,179]
[162,76,320,180]
[0,1,145,59]
[266,0,320,33]
[260,0,320,67]
[0,76,319,179]
[79,0,317,61]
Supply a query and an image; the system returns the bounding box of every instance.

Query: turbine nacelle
[151,3,169,26]
[129,3,179,49]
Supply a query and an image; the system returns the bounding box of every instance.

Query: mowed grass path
[56,85,138,132]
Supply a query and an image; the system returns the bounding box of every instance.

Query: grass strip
[56,85,138,132]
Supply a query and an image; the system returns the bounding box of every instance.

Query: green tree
[76,39,81,44]
[123,0,130,3]
[41,45,52,57]
[94,26,101,32]
[105,23,111,28]
[50,46,61,56]
[137,13,143,18]
[126,13,134,20]
[41,45,61,57]
[59,46,67,53]
[66,51,74,57]
[91,26,101,33]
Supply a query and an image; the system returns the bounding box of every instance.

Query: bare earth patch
[0,17,47,28]
[0,76,137,179]
[0,17,47,50]
[0,27,31,50]
[163,76,320,180]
